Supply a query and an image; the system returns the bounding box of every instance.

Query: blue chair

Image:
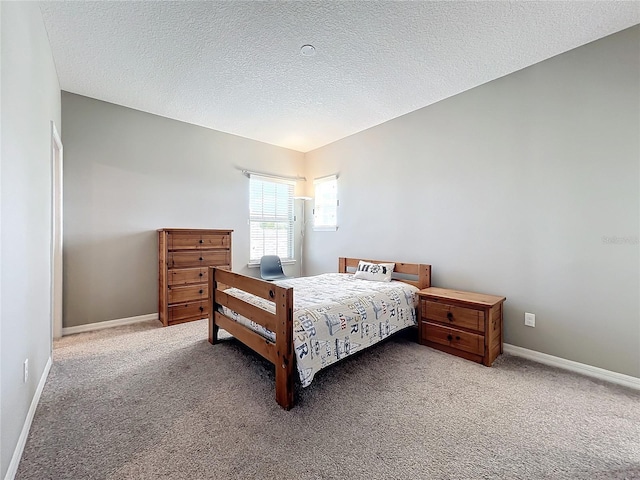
[260,255,289,281]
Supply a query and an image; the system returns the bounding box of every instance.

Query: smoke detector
[300,44,316,57]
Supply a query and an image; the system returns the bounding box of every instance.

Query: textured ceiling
[39,1,639,153]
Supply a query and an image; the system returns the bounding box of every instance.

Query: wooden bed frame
[208,257,432,410]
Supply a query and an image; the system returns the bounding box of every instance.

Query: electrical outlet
[524,312,536,327]
[23,359,29,383]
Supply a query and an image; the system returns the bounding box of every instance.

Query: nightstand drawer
[422,322,484,356]
[422,300,485,332]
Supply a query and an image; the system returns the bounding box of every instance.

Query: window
[313,175,338,231]
[249,175,294,263]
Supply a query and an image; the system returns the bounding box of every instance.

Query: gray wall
[61,93,305,328]
[1,3,61,477]
[304,26,640,377]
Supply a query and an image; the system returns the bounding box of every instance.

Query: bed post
[275,286,294,410]
[208,266,219,344]
[338,257,347,273]
[419,264,432,289]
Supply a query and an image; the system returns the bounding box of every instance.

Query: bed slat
[214,311,277,363]
[215,290,276,332]
[214,269,279,302]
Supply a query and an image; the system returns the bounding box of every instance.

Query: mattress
[220,273,419,387]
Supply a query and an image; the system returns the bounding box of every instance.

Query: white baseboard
[5,357,52,480]
[62,313,158,336]
[503,343,640,390]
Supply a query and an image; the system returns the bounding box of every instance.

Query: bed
[208,257,432,409]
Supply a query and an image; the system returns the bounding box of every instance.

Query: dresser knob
[447,334,453,341]
[199,257,203,261]
[199,272,203,277]
[199,289,203,294]
[447,312,453,321]
[199,239,203,244]
[199,306,204,312]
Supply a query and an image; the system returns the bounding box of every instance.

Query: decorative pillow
[353,261,395,282]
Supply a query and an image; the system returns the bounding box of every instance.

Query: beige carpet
[16,319,640,479]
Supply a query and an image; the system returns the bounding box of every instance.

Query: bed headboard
[338,257,431,290]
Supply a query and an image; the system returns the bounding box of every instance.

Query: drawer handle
[199,306,204,312]
[447,334,453,341]
[199,257,203,261]
[199,289,203,294]
[199,272,203,277]
[447,312,453,321]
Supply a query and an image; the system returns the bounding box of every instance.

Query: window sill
[248,260,297,268]
[313,226,338,232]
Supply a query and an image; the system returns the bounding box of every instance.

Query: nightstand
[418,287,505,366]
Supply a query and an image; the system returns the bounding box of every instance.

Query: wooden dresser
[158,229,232,327]
[418,287,505,366]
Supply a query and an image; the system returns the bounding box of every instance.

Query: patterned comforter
[220,273,419,387]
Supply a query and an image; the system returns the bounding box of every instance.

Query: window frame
[248,174,296,264]
[313,174,338,231]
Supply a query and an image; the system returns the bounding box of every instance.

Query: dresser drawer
[422,300,485,332]
[169,232,202,250]
[200,233,231,249]
[168,284,208,304]
[168,250,230,268]
[168,267,208,286]
[422,322,484,356]
[168,266,232,285]
[169,232,230,250]
[168,301,208,323]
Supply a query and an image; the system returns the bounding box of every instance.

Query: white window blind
[249,175,295,263]
[313,175,338,231]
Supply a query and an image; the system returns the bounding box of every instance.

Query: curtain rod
[314,173,338,182]
[240,169,306,182]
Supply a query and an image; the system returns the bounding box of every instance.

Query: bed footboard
[208,267,295,410]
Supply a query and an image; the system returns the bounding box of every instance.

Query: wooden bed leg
[208,315,219,345]
[208,267,219,345]
[275,358,294,410]
[275,287,294,409]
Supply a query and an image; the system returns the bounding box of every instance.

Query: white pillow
[353,261,395,282]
